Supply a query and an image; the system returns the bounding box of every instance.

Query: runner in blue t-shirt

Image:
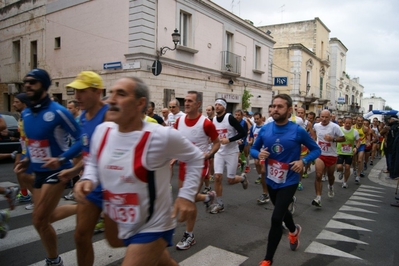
[15,69,81,266]
[251,94,321,266]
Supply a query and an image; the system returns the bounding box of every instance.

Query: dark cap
[25,68,52,90]
[15,93,30,106]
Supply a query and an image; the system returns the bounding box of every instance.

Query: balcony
[304,93,319,103]
[221,51,241,77]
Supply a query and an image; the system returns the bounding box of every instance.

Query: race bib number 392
[267,158,289,184]
[28,139,51,163]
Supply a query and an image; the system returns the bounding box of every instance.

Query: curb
[367,157,398,189]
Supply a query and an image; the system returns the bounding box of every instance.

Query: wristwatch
[302,158,308,165]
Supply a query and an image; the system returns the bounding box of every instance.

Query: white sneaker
[25,203,34,210]
[342,182,348,189]
[355,176,360,184]
[338,172,343,180]
[328,185,335,198]
[321,175,327,182]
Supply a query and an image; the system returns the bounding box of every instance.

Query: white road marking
[353,192,383,198]
[349,196,382,202]
[359,184,385,190]
[345,200,379,208]
[325,220,371,232]
[305,241,362,260]
[356,188,385,194]
[339,205,377,214]
[333,212,375,221]
[316,229,368,245]
[179,245,248,266]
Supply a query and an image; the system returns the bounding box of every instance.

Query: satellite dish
[152,60,162,76]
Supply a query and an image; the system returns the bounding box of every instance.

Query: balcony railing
[221,51,241,76]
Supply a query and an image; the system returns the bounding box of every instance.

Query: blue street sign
[274,77,287,86]
[103,61,122,70]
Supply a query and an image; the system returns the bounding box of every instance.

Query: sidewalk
[367,157,398,189]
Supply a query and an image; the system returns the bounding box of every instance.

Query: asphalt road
[0,157,398,266]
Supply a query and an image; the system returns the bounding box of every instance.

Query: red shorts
[319,155,337,167]
[179,160,209,181]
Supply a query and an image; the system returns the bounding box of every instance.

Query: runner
[336,117,360,188]
[147,101,166,126]
[363,119,375,170]
[74,76,203,266]
[167,99,184,127]
[161,108,169,125]
[14,68,82,266]
[370,117,380,164]
[312,110,345,207]
[204,105,216,184]
[56,71,112,266]
[174,91,220,250]
[252,94,320,266]
[234,109,250,173]
[0,186,19,239]
[248,112,270,204]
[352,116,369,180]
[211,98,247,214]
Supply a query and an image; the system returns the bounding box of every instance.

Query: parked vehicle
[0,114,20,154]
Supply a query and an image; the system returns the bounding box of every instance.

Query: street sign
[337,97,345,104]
[103,61,122,70]
[274,77,287,86]
[151,60,162,76]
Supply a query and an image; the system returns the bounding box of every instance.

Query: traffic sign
[103,61,122,70]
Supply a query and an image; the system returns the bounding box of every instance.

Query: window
[55,37,61,49]
[180,11,191,47]
[31,41,37,69]
[13,40,21,63]
[351,95,355,105]
[226,32,233,52]
[255,45,261,70]
[369,104,373,112]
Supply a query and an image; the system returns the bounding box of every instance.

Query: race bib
[103,190,140,225]
[267,158,289,184]
[318,141,331,152]
[28,139,51,163]
[341,144,352,153]
[217,128,228,140]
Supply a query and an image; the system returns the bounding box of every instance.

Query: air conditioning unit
[8,84,19,94]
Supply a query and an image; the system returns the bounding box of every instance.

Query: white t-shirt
[81,121,203,240]
[314,122,344,156]
[167,111,184,127]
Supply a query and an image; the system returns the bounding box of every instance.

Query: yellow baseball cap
[66,71,104,89]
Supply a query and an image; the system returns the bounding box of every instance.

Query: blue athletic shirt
[23,101,81,172]
[250,121,321,189]
[80,104,108,157]
[239,119,249,144]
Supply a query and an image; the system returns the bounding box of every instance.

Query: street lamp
[306,84,311,95]
[159,29,181,56]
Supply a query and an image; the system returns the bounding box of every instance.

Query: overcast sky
[213,0,399,110]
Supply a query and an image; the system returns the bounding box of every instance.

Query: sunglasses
[23,79,39,85]
[169,106,176,109]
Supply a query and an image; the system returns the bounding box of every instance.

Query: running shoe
[5,187,20,210]
[328,185,334,198]
[176,232,196,250]
[302,172,308,178]
[244,165,250,173]
[297,182,303,191]
[241,173,248,189]
[0,209,10,239]
[201,186,211,195]
[210,203,224,214]
[370,160,373,166]
[17,193,31,202]
[311,198,322,207]
[259,260,272,266]
[353,169,357,177]
[288,196,296,214]
[255,176,262,184]
[204,191,216,211]
[25,203,34,210]
[321,175,327,182]
[364,163,367,171]
[355,176,360,184]
[338,172,344,180]
[360,171,365,177]
[64,190,75,200]
[45,257,64,266]
[288,224,302,251]
[342,182,348,189]
[94,218,105,233]
[257,193,270,204]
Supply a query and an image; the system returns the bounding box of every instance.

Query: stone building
[0,0,275,115]
[362,95,386,121]
[258,17,331,114]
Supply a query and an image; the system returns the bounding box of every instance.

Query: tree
[242,86,253,110]
[384,105,393,110]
